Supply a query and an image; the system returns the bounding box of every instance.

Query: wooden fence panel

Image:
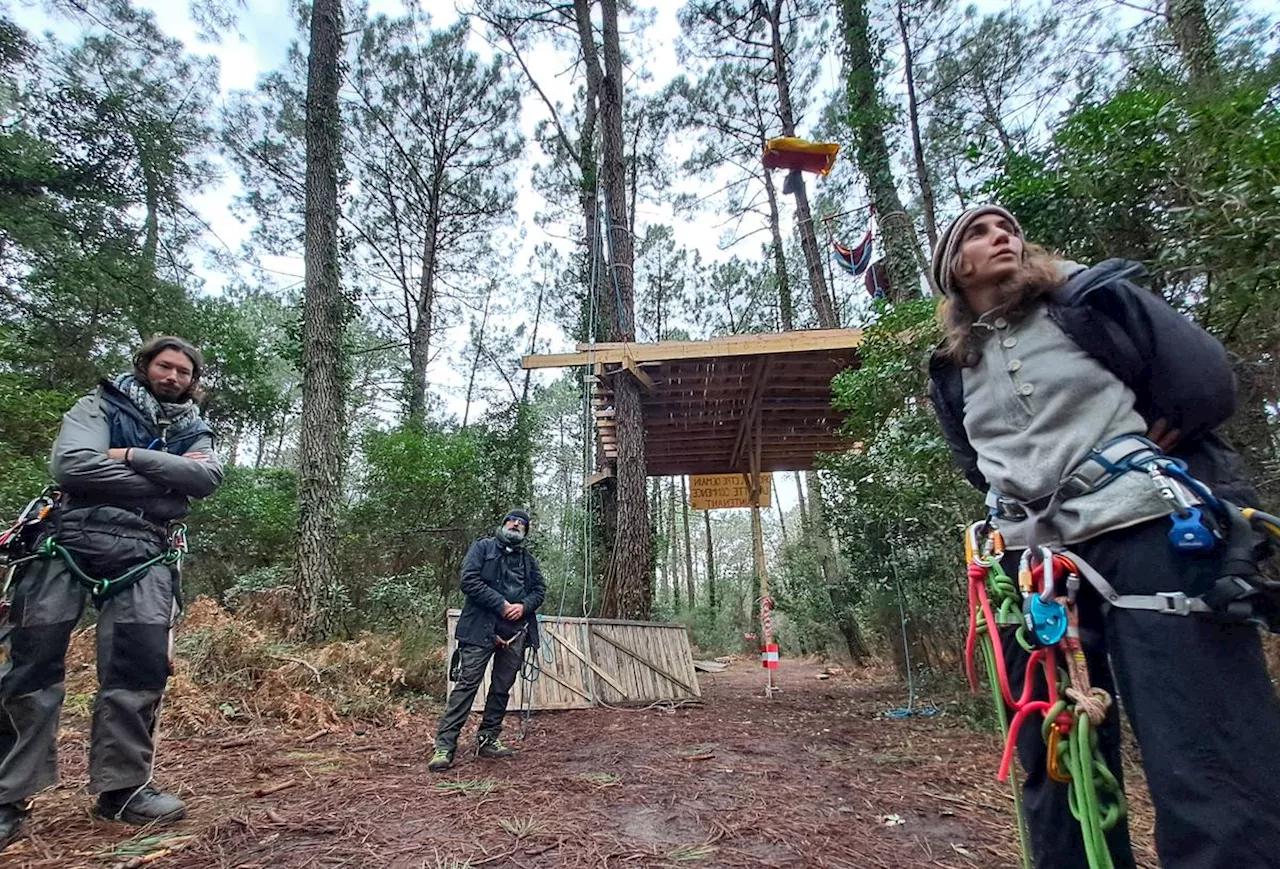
[444,611,699,713]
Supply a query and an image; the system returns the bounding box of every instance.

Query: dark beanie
[930,205,1024,297]
[504,509,531,528]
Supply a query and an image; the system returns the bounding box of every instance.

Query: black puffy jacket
[454,536,546,649]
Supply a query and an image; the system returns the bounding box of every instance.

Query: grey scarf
[112,373,201,439]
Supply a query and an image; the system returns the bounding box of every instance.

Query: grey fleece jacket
[51,390,224,522]
[961,304,1172,548]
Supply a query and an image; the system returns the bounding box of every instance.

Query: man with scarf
[0,336,223,850]
[429,510,546,772]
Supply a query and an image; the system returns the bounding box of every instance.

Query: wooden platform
[444,611,701,712]
[522,328,862,476]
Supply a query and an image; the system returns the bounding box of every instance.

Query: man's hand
[1146,418,1181,453]
[182,451,210,462]
[107,448,128,461]
[502,602,525,621]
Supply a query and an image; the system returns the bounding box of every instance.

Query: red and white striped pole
[760,595,777,695]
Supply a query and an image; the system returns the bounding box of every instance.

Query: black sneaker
[476,735,515,759]
[95,785,186,825]
[0,801,29,852]
[427,748,455,772]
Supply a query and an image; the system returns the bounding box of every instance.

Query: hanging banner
[689,473,772,510]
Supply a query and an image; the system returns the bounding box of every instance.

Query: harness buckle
[1156,591,1194,616]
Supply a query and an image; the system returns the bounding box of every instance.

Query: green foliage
[821,298,982,667]
[187,291,300,436]
[772,539,839,655]
[339,409,537,632]
[683,601,751,655]
[184,467,297,600]
[0,375,73,514]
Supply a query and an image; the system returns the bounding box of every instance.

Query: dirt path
[6,658,1156,869]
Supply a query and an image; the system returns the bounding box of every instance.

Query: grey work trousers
[434,635,524,752]
[0,555,177,803]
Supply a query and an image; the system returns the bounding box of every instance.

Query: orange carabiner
[965,522,1005,565]
[1046,726,1073,783]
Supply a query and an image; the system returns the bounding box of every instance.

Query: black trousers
[1002,519,1280,869]
[434,635,524,752]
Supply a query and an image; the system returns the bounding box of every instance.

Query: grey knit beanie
[930,206,1024,297]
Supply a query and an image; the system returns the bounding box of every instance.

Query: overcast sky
[9,0,815,408]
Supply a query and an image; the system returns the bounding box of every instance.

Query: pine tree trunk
[1166,0,1219,85]
[296,0,346,642]
[462,282,494,429]
[599,0,651,620]
[407,225,439,423]
[762,0,837,326]
[794,471,808,530]
[895,0,938,250]
[762,167,795,330]
[774,479,788,548]
[668,477,680,608]
[839,0,928,301]
[681,476,695,607]
[703,509,717,610]
[650,479,665,603]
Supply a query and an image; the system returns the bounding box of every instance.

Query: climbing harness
[37,524,187,604]
[965,444,1280,868]
[985,434,1280,629]
[964,525,1126,869]
[0,489,188,608]
[0,489,59,619]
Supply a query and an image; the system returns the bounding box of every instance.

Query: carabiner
[1038,545,1056,602]
[964,522,985,565]
[1018,548,1035,597]
[14,495,41,525]
[169,524,188,554]
[965,521,1005,565]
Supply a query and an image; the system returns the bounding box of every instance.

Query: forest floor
[4,655,1161,869]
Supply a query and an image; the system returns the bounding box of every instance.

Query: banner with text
[689,473,772,510]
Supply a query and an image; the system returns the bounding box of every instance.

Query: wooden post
[749,413,776,698]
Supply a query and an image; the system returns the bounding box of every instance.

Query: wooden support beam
[522,328,862,369]
[729,356,775,470]
[534,666,596,702]
[622,355,656,390]
[584,468,614,488]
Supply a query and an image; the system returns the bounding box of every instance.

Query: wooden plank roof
[522,329,862,477]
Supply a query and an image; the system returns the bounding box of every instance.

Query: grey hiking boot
[0,801,29,852]
[476,735,515,759]
[95,785,186,826]
[428,748,455,772]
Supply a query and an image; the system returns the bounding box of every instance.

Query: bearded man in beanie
[429,510,546,772]
[0,336,224,850]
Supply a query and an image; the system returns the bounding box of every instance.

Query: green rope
[37,534,183,602]
[981,639,1033,869]
[974,556,1032,869]
[975,553,1125,869]
[1063,712,1126,868]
